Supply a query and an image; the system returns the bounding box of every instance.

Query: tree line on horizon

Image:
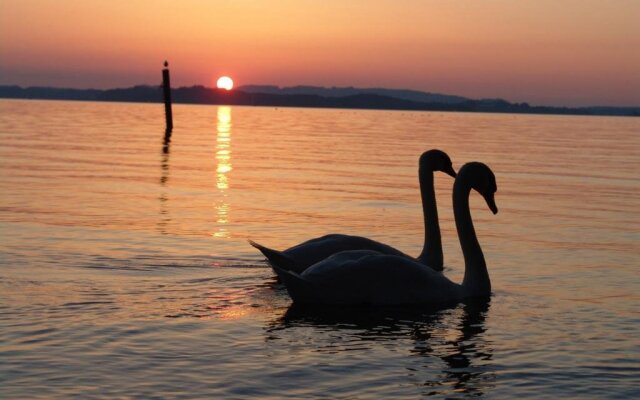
[0,84,637,117]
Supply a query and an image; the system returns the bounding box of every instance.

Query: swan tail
[270,262,317,304]
[248,240,297,272]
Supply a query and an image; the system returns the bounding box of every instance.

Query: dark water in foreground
[1,100,639,398]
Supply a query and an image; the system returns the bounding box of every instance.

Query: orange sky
[1,0,639,106]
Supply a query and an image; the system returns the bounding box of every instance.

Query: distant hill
[0,84,638,117]
[237,85,469,104]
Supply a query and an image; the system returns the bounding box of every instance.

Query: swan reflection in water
[265,300,494,397]
[214,106,232,238]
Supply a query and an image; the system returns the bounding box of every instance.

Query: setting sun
[217,76,234,91]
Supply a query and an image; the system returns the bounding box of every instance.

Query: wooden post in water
[162,61,173,131]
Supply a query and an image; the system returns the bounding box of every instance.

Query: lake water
[1,99,638,398]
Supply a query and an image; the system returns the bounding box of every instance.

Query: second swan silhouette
[250,149,457,278]
[272,162,498,305]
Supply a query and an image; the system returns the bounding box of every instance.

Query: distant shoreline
[1,85,638,117]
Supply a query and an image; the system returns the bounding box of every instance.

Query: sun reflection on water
[214,106,232,238]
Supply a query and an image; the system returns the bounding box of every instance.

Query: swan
[249,149,457,277]
[273,162,498,305]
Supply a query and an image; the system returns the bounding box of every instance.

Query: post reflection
[214,106,232,238]
[265,300,494,396]
[158,128,172,234]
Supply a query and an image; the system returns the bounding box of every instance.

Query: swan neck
[418,169,442,268]
[454,179,490,296]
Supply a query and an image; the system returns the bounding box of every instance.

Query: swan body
[250,149,456,277]
[275,162,499,306]
[274,251,461,305]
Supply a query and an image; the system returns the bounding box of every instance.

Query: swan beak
[484,193,499,214]
[443,165,457,178]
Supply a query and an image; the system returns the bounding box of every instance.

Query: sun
[217,76,234,91]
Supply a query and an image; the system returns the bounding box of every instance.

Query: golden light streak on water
[214,106,232,238]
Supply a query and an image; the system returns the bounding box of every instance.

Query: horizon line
[1,82,639,111]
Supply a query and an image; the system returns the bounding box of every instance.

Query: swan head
[419,149,457,178]
[459,162,498,214]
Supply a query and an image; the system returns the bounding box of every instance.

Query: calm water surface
[1,100,638,398]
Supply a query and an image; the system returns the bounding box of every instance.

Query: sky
[1,0,639,107]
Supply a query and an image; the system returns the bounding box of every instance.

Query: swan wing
[283,234,412,272]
